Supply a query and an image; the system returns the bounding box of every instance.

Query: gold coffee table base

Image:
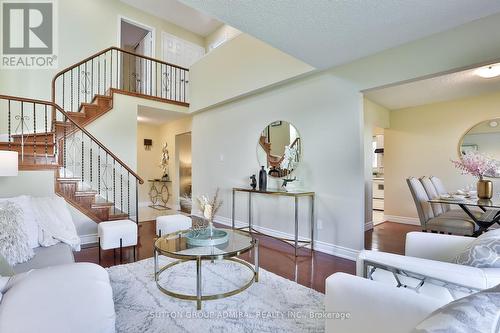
[154,233,259,310]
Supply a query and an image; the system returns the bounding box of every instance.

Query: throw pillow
[0,202,35,266]
[412,285,500,333]
[0,196,39,248]
[454,228,500,268]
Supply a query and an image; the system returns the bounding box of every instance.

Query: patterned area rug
[107,257,325,333]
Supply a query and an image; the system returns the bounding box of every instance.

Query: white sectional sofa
[0,195,116,333]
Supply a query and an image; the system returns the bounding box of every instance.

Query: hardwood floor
[74,221,420,293]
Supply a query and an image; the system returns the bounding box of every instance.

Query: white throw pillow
[454,228,500,268]
[0,196,39,248]
[0,202,35,266]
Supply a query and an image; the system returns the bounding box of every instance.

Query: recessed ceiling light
[475,64,500,78]
[489,121,498,128]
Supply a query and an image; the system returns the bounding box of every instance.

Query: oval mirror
[459,118,500,177]
[257,121,301,178]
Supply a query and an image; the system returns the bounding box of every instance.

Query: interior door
[134,31,153,94]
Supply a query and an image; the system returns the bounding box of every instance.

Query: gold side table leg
[196,256,202,310]
[254,239,259,282]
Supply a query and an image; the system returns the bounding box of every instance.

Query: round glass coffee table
[154,229,259,310]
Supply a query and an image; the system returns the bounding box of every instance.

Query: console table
[231,188,315,256]
[148,179,171,210]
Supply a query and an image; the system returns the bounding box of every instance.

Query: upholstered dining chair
[406,177,475,235]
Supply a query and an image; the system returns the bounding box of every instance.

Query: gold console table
[231,188,315,256]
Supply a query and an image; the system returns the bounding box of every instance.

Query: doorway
[119,17,155,94]
[176,132,192,213]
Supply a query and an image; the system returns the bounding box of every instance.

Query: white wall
[384,90,500,221]
[205,24,241,51]
[192,72,364,259]
[189,33,315,112]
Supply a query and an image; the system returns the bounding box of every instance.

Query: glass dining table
[428,197,500,236]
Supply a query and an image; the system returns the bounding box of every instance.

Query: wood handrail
[51,46,188,94]
[0,94,144,184]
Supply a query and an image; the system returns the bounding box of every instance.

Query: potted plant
[451,151,497,199]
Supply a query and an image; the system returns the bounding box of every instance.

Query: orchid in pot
[451,151,497,199]
[196,189,223,237]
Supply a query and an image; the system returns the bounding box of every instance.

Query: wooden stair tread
[66,111,86,118]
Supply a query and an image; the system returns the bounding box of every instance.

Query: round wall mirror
[257,121,301,178]
[459,118,500,177]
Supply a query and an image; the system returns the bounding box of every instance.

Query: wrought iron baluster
[90,142,93,185]
[7,100,11,150]
[20,101,24,161]
[127,173,130,216]
[169,66,172,100]
[33,102,36,161]
[120,166,123,212]
[84,61,88,104]
[71,69,74,111]
[91,58,94,99]
[98,147,101,195]
[63,115,67,177]
[113,160,116,213]
[62,74,65,110]
[98,55,101,95]
[81,132,84,182]
[110,50,113,91]
[78,66,80,109]
[105,154,108,201]
[104,58,107,94]
[149,59,152,96]
[44,105,48,161]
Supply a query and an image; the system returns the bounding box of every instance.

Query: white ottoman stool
[98,220,138,264]
[156,214,192,237]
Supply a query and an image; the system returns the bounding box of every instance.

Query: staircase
[259,135,300,177]
[0,47,190,223]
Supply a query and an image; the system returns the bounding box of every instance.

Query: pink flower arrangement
[451,151,497,179]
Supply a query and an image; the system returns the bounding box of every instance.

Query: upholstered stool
[98,220,138,264]
[156,214,192,237]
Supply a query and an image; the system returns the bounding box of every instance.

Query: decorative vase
[259,166,267,191]
[477,178,493,199]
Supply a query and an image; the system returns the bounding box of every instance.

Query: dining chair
[406,177,475,235]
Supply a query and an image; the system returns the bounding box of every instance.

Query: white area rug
[107,256,325,332]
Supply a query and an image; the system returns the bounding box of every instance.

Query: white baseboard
[80,233,98,245]
[364,221,373,231]
[199,214,359,261]
[383,215,421,226]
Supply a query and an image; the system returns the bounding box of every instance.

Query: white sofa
[0,263,116,333]
[357,232,500,301]
[325,272,447,333]
[0,195,116,333]
[325,231,500,333]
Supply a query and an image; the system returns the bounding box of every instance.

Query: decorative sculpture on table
[259,166,267,191]
[186,189,228,246]
[160,142,169,180]
[451,151,497,199]
[250,175,257,190]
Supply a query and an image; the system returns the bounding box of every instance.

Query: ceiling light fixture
[489,121,498,128]
[475,64,500,78]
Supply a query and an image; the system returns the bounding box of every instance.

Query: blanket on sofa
[32,197,81,251]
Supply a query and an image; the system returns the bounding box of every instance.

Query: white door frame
[117,15,156,58]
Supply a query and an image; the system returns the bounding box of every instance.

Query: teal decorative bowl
[185,228,229,247]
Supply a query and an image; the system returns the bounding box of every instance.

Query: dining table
[428,197,500,236]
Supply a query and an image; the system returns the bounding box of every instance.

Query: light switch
[219,154,224,161]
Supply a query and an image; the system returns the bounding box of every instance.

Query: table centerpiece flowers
[451,151,497,199]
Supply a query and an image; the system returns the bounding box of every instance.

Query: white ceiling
[179,0,500,69]
[138,105,189,125]
[120,0,222,37]
[364,65,500,110]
